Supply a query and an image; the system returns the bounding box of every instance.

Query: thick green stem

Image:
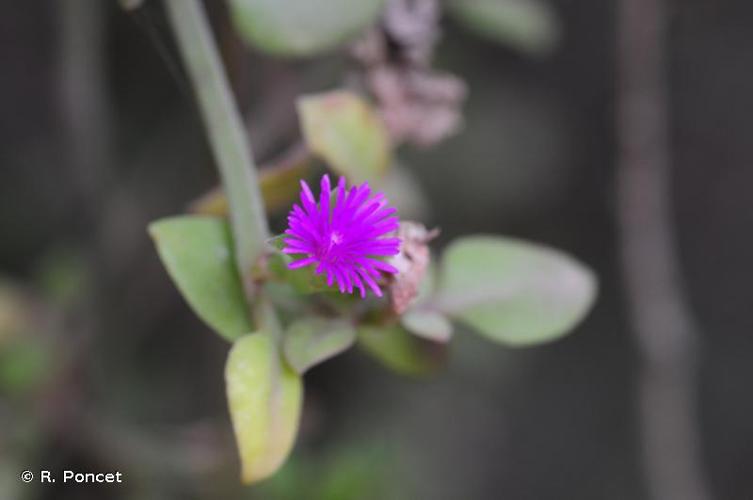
[165,0,269,291]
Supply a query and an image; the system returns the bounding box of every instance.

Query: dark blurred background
[1,0,752,499]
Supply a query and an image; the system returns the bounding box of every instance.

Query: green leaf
[228,0,386,57]
[226,333,303,484]
[447,0,560,56]
[357,324,441,376]
[267,244,331,295]
[298,91,391,183]
[284,317,356,374]
[315,445,395,500]
[149,216,252,341]
[35,248,88,305]
[436,236,596,346]
[257,442,398,500]
[0,340,49,394]
[401,310,453,343]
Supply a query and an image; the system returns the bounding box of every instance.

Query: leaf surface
[436,235,596,346]
[149,216,252,341]
[226,333,303,483]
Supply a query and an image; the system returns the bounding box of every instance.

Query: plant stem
[616,0,711,499]
[164,0,269,292]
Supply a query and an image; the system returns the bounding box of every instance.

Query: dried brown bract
[350,0,467,147]
[388,221,439,314]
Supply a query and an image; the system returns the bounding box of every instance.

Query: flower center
[319,230,345,262]
[329,230,343,247]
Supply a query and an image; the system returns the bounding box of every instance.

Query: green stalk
[165,0,269,291]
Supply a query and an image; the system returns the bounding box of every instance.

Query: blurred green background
[1,1,752,499]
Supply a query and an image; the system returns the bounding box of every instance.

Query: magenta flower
[283,175,401,298]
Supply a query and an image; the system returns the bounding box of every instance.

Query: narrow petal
[333,176,347,223]
[357,267,383,297]
[300,180,318,216]
[351,272,366,298]
[288,257,317,269]
[282,248,310,255]
[319,174,331,226]
[367,258,399,274]
[333,267,347,293]
[343,269,353,293]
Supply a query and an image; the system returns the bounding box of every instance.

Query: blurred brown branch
[616,1,712,499]
[350,0,466,147]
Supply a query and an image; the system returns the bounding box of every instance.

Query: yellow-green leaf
[149,216,252,341]
[189,154,313,216]
[228,0,386,57]
[298,91,391,183]
[284,317,356,373]
[401,310,453,343]
[226,333,303,484]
